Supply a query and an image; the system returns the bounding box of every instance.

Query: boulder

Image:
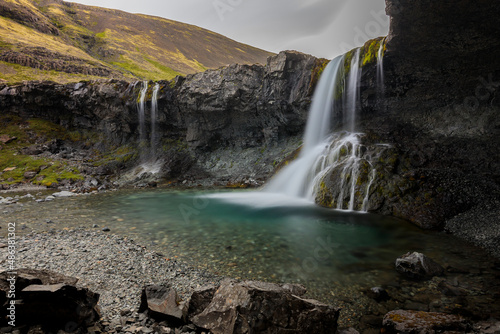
[0,269,100,331]
[139,285,188,322]
[395,252,444,280]
[23,171,38,179]
[383,310,471,333]
[187,285,217,319]
[190,279,339,334]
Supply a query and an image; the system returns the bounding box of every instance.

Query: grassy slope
[0,0,274,83]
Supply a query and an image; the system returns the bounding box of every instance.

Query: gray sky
[64,0,389,59]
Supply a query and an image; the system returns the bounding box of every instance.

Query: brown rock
[187,285,217,320]
[0,135,16,144]
[24,171,38,179]
[139,285,187,322]
[190,279,339,334]
[383,310,471,333]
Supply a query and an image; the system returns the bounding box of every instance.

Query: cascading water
[125,81,162,181]
[264,47,387,212]
[376,38,385,98]
[151,83,160,160]
[137,81,148,155]
[343,48,361,132]
[265,55,345,197]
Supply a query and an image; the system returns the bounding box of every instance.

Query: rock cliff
[0,51,319,188]
[315,0,500,234]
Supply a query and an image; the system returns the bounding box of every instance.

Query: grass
[0,115,85,186]
[0,61,107,84]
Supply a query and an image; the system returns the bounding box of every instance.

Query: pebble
[0,229,222,329]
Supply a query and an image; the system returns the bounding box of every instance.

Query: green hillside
[0,0,274,83]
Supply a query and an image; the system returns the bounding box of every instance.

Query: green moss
[91,144,137,167]
[0,115,88,186]
[360,37,386,67]
[309,58,330,94]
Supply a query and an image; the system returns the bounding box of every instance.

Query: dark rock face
[316,0,500,233]
[0,51,316,185]
[190,279,340,334]
[368,0,500,229]
[383,310,471,334]
[176,51,316,149]
[0,269,100,331]
[395,252,444,280]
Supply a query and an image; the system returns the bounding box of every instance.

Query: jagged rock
[0,269,100,330]
[395,252,444,280]
[139,285,187,322]
[382,310,470,333]
[187,285,217,320]
[190,279,339,334]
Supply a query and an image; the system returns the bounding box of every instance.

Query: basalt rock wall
[316,0,500,233]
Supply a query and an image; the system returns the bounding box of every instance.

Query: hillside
[0,0,274,83]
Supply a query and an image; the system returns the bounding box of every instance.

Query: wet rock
[0,269,99,330]
[190,279,339,334]
[395,252,444,280]
[139,285,187,322]
[382,310,470,333]
[367,287,390,302]
[102,227,111,232]
[52,191,76,197]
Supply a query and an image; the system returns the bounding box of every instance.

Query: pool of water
[3,188,499,327]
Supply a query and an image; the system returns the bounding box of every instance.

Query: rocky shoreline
[1,195,500,333]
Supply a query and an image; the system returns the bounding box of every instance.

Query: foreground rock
[190,279,340,334]
[0,269,100,331]
[383,310,471,333]
[395,252,444,280]
[139,280,340,334]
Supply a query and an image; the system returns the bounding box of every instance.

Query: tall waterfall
[135,81,161,164]
[151,83,160,160]
[137,81,148,154]
[344,49,361,132]
[265,56,345,197]
[265,47,386,211]
[376,39,385,98]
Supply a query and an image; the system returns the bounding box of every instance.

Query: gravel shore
[0,229,223,326]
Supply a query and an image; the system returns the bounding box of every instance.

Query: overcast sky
[64,0,389,59]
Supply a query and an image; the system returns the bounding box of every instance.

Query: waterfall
[151,83,160,160]
[265,55,345,197]
[264,47,387,212]
[343,48,361,132]
[376,39,385,98]
[137,81,148,154]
